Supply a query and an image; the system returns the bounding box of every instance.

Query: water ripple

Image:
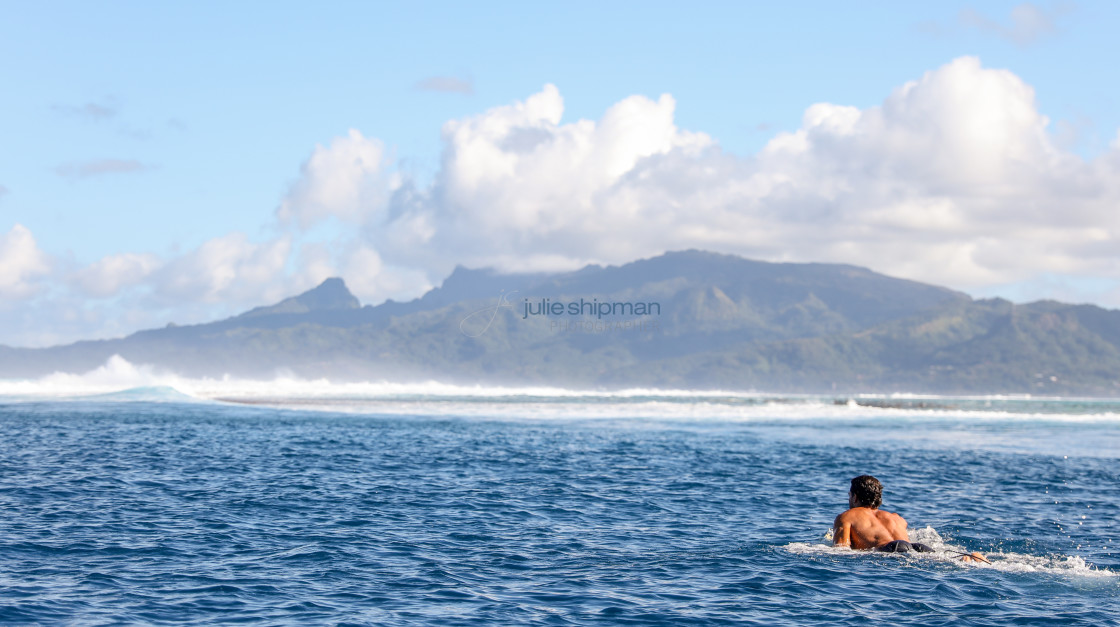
[0,400,1116,624]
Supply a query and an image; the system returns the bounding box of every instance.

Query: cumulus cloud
[8,55,1120,346]
[276,129,396,229]
[0,224,51,300]
[152,233,294,306]
[70,252,161,298]
[340,245,432,303]
[55,159,149,180]
[959,2,1071,46]
[343,57,1120,293]
[373,84,713,275]
[0,229,318,346]
[415,76,474,95]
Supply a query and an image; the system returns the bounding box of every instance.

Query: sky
[2,1,1120,347]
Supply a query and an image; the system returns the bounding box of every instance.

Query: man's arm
[833,513,851,547]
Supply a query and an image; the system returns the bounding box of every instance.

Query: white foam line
[787,527,1116,578]
[2,356,1120,423]
[0,356,795,400]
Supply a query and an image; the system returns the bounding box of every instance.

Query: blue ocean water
[0,388,1118,625]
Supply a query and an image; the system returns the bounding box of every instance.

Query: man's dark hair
[850,475,883,509]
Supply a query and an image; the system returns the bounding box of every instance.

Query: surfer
[833,475,986,563]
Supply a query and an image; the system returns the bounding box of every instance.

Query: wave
[785,527,1116,578]
[0,355,785,401]
[3,356,1120,422]
[80,385,204,403]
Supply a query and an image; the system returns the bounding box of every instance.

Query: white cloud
[339,245,432,303]
[376,84,713,274]
[152,233,294,306]
[291,242,337,289]
[0,224,51,300]
[7,55,1120,347]
[352,57,1120,294]
[276,129,395,229]
[71,252,161,298]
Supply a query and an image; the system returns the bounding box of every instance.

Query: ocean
[1,364,1117,625]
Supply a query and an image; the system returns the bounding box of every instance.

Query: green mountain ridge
[2,250,1118,395]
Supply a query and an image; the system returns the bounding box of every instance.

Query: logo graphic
[458,290,518,338]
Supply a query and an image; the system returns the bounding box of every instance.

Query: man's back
[833,506,909,550]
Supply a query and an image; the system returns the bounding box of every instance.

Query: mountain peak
[301,277,358,307]
[239,277,360,318]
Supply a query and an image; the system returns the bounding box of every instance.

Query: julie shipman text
[522,298,661,319]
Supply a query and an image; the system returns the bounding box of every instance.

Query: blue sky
[2,1,1119,346]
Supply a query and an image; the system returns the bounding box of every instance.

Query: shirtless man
[833,475,985,562]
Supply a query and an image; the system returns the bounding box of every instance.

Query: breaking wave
[3,356,1120,425]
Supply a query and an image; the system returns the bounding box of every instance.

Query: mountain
[2,250,1119,395]
[238,277,359,318]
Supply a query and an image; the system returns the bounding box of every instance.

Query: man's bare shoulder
[873,509,910,539]
[874,509,907,525]
[837,508,908,531]
[836,507,873,523]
